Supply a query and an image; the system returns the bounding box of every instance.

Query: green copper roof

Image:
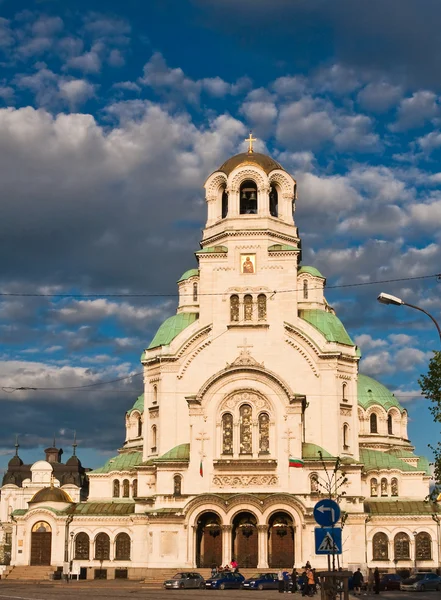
[302,443,333,460]
[386,448,416,459]
[417,455,431,475]
[298,266,325,278]
[358,374,404,413]
[365,501,439,516]
[90,451,142,474]
[359,448,419,473]
[268,244,299,252]
[69,502,136,516]
[127,393,144,415]
[299,309,354,346]
[195,246,228,254]
[177,268,199,282]
[154,443,190,462]
[148,312,199,349]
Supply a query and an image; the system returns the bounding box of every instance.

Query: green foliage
[418,351,441,500]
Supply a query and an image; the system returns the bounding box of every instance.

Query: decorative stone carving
[228,350,263,368]
[212,475,278,488]
[220,391,271,413]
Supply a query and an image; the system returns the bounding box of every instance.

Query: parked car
[205,572,245,589]
[242,573,279,590]
[401,573,441,591]
[164,572,205,589]
[379,574,403,591]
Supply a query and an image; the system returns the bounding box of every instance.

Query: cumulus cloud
[58,78,95,108]
[391,91,439,131]
[357,82,402,113]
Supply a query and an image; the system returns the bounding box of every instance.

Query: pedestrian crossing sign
[314,527,342,555]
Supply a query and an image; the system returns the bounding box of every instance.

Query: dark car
[205,572,245,590]
[401,573,441,591]
[164,572,205,589]
[242,573,279,590]
[379,574,402,591]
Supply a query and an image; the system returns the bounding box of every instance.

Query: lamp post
[412,531,417,574]
[377,293,441,343]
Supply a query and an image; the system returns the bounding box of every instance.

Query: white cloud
[276,97,336,150]
[59,79,96,108]
[357,82,402,113]
[391,91,439,131]
[417,130,441,153]
[67,45,102,74]
[354,334,388,351]
[312,64,361,95]
[108,48,125,68]
[54,298,170,326]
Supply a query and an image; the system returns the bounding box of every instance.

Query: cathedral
[0,142,439,579]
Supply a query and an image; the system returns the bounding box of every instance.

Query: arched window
[269,184,278,217]
[173,474,182,496]
[342,382,347,402]
[153,385,158,404]
[222,189,228,218]
[74,532,90,560]
[258,413,270,453]
[370,413,378,434]
[373,532,389,560]
[95,533,110,561]
[113,479,120,498]
[137,415,142,438]
[122,479,130,498]
[343,423,349,449]
[222,413,233,455]
[151,425,157,452]
[310,474,319,493]
[240,180,258,214]
[370,478,378,497]
[244,294,253,321]
[415,532,432,560]
[132,479,138,498]
[394,532,410,560]
[381,478,388,496]
[257,294,267,321]
[391,477,398,497]
[387,414,393,435]
[239,404,252,454]
[303,280,308,300]
[193,282,198,302]
[115,532,131,561]
[230,295,239,322]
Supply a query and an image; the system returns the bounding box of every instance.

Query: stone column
[252,419,259,458]
[221,525,232,566]
[189,525,197,567]
[257,525,269,568]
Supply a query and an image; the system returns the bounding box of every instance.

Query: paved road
[0,584,439,600]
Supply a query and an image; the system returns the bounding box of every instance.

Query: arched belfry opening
[240,180,258,214]
[232,511,258,567]
[269,184,278,217]
[196,512,222,568]
[268,511,294,568]
[221,187,228,218]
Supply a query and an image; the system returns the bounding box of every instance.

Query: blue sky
[0,0,440,475]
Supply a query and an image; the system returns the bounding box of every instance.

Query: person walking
[374,567,380,595]
[352,568,364,596]
[291,568,298,594]
[278,570,285,594]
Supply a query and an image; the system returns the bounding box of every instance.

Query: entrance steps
[5,566,56,581]
[143,567,277,586]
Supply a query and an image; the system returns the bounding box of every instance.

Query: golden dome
[217,152,284,176]
[29,486,73,504]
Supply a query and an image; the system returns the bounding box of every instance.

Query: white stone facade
[1,151,439,577]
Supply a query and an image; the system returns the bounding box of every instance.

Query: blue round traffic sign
[313,499,341,527]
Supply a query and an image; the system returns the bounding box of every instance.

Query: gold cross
[245,131,256,153]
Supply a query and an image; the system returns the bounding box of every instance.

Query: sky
[0,0,440,475]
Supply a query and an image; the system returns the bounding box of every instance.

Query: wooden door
[31,532,52,565]
[235,528,258,568]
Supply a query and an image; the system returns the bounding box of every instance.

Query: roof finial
[14,434,19,456]
[72,431,77,456]
[53,433,56,448]
[245,131,256,154]
[50,473,55,489]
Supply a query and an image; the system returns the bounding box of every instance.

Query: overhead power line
[0,273,439,299]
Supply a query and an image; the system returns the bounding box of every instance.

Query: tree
[418,351,441,500]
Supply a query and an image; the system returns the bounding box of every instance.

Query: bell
[250,191,256,201]
[241,191,247,200]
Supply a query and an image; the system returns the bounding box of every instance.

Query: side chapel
[0,138,438,579]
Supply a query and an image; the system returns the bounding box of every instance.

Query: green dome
[147,312,198,350]
[298,266,325,278]
[299,309,354,346]
[127,393,144,415]
[177,268,199,283]
[358,374,405,413]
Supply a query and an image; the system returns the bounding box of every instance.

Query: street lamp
[413,531,418,573]
[377,293,441,343]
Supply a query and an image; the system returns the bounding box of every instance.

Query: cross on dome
[245,131,256,154]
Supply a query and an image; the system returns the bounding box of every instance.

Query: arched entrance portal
[196,512,222,568]
[268,512,294,568]
[30,521,52,566]
[232,512,258,568]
